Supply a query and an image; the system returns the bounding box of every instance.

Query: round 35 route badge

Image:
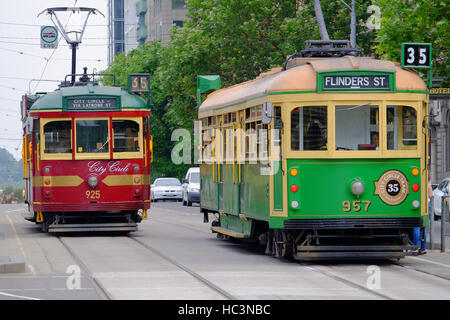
[374,170,409,205]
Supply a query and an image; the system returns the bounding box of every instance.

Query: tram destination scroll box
[318,71,394,92]
[64,97,120,111]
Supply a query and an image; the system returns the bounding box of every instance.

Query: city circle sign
[40,25,58,49]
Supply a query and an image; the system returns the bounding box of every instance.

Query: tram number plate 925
[86,190,101,200]
[342,200,371,212]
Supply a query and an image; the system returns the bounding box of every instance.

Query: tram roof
[29,83,147,111]
[199,56,427,114]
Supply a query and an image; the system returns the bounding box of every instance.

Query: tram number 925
[86,190,101,199]
[342,200,371,212]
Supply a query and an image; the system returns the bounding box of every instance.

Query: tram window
[387,106,417,150]
[43,121,72,154]
[113,120,140,152]
[76,120,109,153]
[335,105,379,151]
[291,106,327,151]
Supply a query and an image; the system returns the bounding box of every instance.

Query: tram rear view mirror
[262,102,273,125]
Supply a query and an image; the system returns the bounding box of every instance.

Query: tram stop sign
[40,25,58,49]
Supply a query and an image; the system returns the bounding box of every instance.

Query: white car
[182,167,200,206]
[432,177,450,220]
[151,178,183,202]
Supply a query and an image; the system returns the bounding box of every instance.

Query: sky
[0,0,108,160]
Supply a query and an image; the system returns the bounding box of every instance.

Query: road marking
[0,291,40,300]
[410,256,450,269]
[6,215,27,258]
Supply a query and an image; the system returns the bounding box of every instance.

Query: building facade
[108,0,141,65]
[429,81,450,184]
[146,0,187,44]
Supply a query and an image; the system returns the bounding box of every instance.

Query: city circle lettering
[374,170,409,205]
[88,161,131,176]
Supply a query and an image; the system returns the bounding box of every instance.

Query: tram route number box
[401,43,432,69]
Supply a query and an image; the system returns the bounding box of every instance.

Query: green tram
[197,42,429,260]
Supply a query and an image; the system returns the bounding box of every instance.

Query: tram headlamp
[291,200,299,209]
[88,176,98,188]
[412,200,420,209]
[351,180,365,196]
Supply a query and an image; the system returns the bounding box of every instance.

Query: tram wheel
[267,229,294,259]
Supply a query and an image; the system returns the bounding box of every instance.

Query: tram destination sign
[64,97,120,111]
[318,71,394,92]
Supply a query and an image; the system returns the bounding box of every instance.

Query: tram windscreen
[335,105,379,150]
[76,120,109,153]
[113,120,140,152]
[291,106,327,151]
[43,120,72,153]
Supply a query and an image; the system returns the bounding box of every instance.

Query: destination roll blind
[65,97,120,111]
[318,72,394,91]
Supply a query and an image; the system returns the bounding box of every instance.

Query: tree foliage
[103,0,445,178]
[374,0,449,85]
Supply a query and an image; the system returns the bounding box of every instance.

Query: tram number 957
[342,200,371,212]
[86,190,101,199]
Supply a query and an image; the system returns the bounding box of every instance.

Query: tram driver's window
[43,121,72,154]
[76,120,109,153]
[387,106,417,150]
[113,120,140,152]
[335,105,379,150]
[291,106,327,151]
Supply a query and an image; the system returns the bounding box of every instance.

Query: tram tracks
[56,233,236,300]
[56,236,112,300]
[128,235,237,300]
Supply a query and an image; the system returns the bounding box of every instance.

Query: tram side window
[113,120,140,152]
[43,121,72,154]
[291,106,327,151]
[335,105,379,150]
[76,120,109,153]
[387,106,417,150]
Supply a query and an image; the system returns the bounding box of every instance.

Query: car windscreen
[190,172,200,183]
[155,179,181,187]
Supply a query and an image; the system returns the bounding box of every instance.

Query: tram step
[48,222,137,233]
[211,226,250,239]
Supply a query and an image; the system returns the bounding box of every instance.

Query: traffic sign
[401,43,432,68]
[40,25,58,49]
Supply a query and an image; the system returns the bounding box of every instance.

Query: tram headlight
[88,176,98,188]
[351,180,365,196]
[291,200,299,209]
[412,200,420,209]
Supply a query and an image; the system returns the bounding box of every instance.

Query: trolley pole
[71,43,77,85]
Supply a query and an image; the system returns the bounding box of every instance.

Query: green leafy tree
[374,0,449,85]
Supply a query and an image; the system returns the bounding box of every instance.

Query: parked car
[182,167,200,206]
[151,178,183,202]
[432,177,450,220]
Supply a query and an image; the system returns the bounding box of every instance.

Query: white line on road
[0,291,40,300]
[410,256,450,269]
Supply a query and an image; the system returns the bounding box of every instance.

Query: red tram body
[21,76,151,232]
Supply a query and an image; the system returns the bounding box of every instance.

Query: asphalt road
[0,202,449,300]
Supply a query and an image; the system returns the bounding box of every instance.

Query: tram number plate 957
[342,200,371,212]
[86,190,101,199]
